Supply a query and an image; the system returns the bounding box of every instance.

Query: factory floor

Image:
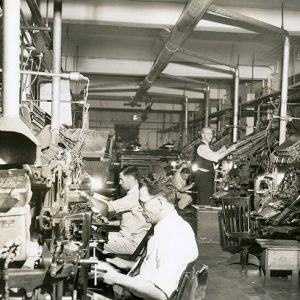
[198,244,300,300]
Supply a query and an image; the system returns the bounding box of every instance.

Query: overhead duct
[134,0,214,102]
[204,5,289,143]
[174,49,239,140]
[0,0,41,166]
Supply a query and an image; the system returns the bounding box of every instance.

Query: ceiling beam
[38,0,300,35]
[63,57,272,79]
[89,107,183,114]
[79,94,205,104]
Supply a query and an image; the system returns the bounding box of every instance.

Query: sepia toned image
[0,0,300,299]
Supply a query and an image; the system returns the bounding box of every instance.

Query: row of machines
[182,121,300,239]
[0,104,108,300]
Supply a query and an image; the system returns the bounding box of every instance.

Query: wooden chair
[222,196,260,271]
[171,263,208,300]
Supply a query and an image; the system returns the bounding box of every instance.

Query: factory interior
[1,0,300,299]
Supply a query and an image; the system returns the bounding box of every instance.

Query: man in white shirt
[193,127,236,205]
[96,174,199,299]
[94,166,150,255]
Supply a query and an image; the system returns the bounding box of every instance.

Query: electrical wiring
[22,55,42,92]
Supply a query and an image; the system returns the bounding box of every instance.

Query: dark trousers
[195,171,215,205]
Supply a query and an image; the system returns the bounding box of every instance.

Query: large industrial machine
[0,91,101,300]
[0,1,110,299]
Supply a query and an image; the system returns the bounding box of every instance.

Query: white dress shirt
[135,210,198,297]
[109,184,150,240]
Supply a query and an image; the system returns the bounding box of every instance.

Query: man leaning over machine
[85,166,150,255]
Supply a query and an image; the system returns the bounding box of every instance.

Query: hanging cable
[22,54,42,91]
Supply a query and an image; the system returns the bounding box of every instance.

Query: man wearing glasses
[94,174,198,300]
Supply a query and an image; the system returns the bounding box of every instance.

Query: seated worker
[92,166,150,255]
[95,174,199,300]
[171,163,195,209]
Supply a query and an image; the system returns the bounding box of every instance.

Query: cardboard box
[193,205,224,245]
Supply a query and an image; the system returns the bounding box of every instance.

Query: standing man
[95,174,198,299]
[193,127,236,205]
[91,166,150,255]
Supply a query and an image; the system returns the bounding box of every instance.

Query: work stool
[256,239,300,286]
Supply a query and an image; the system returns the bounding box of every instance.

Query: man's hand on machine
[91,260,122,285]
[77,190,92,202]
[106,257,135,270]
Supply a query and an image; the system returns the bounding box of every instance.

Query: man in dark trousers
[193,127,236,205]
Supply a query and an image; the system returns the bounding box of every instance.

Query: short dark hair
[180,167,190,175]
[121,166,138,179]
[140,174,176,204]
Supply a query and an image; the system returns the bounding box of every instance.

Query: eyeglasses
[139,195,158,208]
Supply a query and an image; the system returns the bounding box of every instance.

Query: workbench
[256,239,300,286]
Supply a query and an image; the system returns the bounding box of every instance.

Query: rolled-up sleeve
[109,185,139,213]
[197,144,219,163]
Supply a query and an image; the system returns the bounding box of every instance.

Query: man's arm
[109,188,139,213]
[179,182,195,192]
[197,143,236,163]
[106,257,135,270]
[215,144,236,161]
[103,271,167,300]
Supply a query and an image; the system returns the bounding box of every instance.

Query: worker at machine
[89,166,150,255]
[94,174,198,299]
[171,163,195,209]
[193,127,236,205]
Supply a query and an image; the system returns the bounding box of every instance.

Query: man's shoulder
[197,140,209,148]
[157,213,194,237]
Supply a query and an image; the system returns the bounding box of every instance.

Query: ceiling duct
[133,0,214,103]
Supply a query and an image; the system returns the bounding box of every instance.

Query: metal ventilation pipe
[134,0,214,102]
[174,49,239,134]
[2,0,20,118]
[160,74,210,129]
[51,0,63,145]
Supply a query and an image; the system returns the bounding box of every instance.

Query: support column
[204,87,210,127]
[233,68,240,143]
[2,0,21,118]
[51,0,62,144]
[184,96,189,145]
[279,35,290,145]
